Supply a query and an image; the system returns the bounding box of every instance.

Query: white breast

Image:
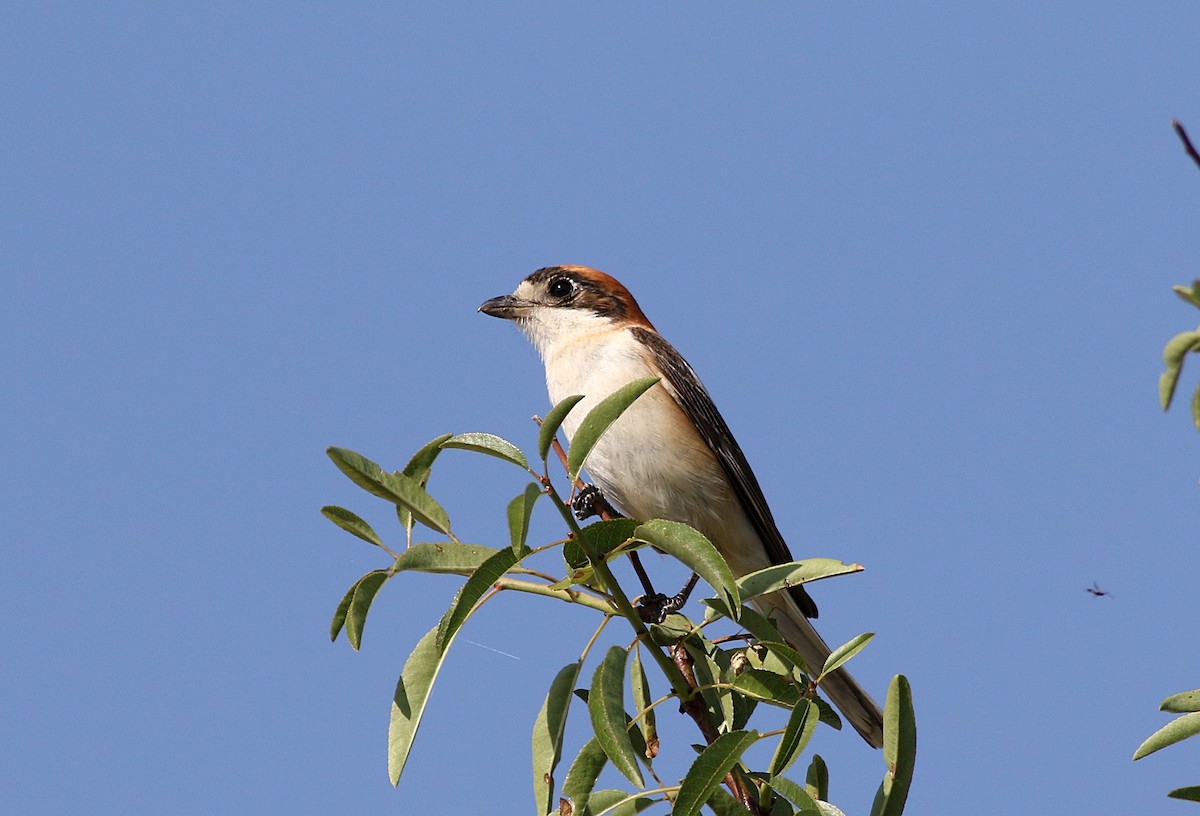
[523,318,747,547]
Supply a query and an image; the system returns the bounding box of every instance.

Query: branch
[1173,119,1200,172]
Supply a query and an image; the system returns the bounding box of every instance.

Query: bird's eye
[548,278,574,299]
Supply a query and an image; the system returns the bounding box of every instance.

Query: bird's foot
[572,484,622,521]
[637,574,700,624]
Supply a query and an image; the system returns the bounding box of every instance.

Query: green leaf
[731,668,800,708]
[539,394,586,463]
[532,661,584,816]
[345,570,389,650]
[507,482,543,554]
[1168,786,1200,802]
[329,582,356,642]
[706,789,752,816]
[561,737,609,816]
[389,617,457,785]
[702,600,787,648]
[1192,383,1200,431]
[819,633,875,680]
[326,447,452,535]
[753,640,814,680]
[589,646,644,788]
[579,518,641,560]
[684,638,734,734]
[634,519,740,617]
[737,560,863,603]
[392,542,501,574]
[396,434,452,530]
[1160,330,1200,410]
[320,505,385,548]
[402,433,453,481]
[1162,689,1200,713]
[869,674,917,816]
[436,546,524,652]
[770,699,819,777]
[673,730,759,816]
[805,754,828,802]
[1133,710,1200,760]
[765,774,823,815]
[1173,281,1200,308]
[603,792,657,815]
[567,377,660,482]
[629,647,657,761]
[441,432,530,470]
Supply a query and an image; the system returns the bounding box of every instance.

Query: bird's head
[479,265,654,356]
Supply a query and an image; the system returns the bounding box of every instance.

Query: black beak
[478,294,531,320]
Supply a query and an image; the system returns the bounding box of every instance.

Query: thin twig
[1173,119,1200,172]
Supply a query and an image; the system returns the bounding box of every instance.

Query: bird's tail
[750,591,884,749]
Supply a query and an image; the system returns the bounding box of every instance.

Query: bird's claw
[637,574,700,624]
[573,484,618,520]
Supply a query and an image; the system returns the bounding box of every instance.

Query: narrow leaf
[507,482,543,553]
[377,470,452,534]
[393,542,501,575]
[1192,382,1200,431]
[396,433,452,530]
[532,662,584,816]
[754,640,814,680]
[561,737,609,816]
[629,647,658,760]
[567,377,660,481]
[732,669,801,708]
[706,789,752,816]
[805,754,828,802]
[579,518,641,560]
[539,394,586,462]
[320,505,385,548]
[436,546,523,652]
[766,774,822,815]
[819,633,875,680]
[389,617,456,784]
[1160,330,1200,409]
[330,582,356,642]
[673,730,759,816]
[1162,689,1200,713]
[1168,787,1200,802]
[442,432,530,470]
[869,674,917,816]
[702,600,787,649]
[634,519,740,616]
[326,447,451,534]
[737,560,862,603]
[345,570,389,650]
[1133,710,1200,760]
[605,793,657,815]
[684,639,734,734]
[770,699,819,777]
[588,646,644,788]
[1173,281,1200,308]
[402,433,454,481]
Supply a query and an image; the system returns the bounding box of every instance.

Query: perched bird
[480,265,884,747]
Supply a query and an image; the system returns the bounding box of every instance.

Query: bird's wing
[632,327,818,618]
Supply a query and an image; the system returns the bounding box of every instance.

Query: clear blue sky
[3,4,1199,814]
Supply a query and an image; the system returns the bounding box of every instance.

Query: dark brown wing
[633,327,819,619]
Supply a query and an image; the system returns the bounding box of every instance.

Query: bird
[479,265,884,748]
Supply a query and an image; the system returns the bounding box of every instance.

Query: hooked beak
[478,294,533,320]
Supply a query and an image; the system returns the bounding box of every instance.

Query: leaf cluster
[321,381,915,815]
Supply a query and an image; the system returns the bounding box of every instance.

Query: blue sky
[4,3,1200,814]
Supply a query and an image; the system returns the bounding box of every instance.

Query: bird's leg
[637,573,700,624]
[571,483,621,521]
[569,483,701,624]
